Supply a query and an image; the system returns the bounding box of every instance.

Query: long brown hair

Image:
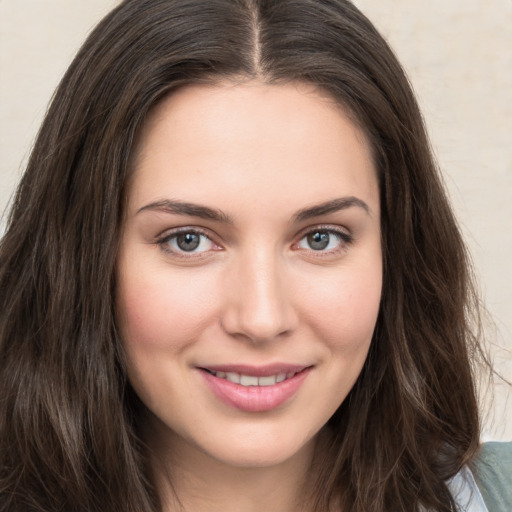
[0,1,485,510]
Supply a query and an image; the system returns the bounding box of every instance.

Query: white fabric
[447,466,489,512]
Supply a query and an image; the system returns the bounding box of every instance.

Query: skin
[116,80,382,512]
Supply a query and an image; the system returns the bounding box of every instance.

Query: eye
[158,229,216,255]
[296,229,352,252]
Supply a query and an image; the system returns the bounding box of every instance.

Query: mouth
[197,364,313,412]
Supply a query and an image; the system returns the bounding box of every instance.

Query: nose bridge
[221,245,296,342]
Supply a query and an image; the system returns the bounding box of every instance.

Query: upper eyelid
[155,224,352,247]
[156,228,219,258]
[295,224,352,239]
[156,227,219,254]
[157,226,215,241]
[294,226,354,253]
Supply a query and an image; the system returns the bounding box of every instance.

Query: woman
[0,1,509,511]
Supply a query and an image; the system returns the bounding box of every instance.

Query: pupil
[308,231,329,250]
[177,233,200,251]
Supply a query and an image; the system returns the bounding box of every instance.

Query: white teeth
[240,375,259,386]
[212,370,299,386]
[258,375,277,386]
[225,372,240,384]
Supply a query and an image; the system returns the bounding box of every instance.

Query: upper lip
[197,363,312,377]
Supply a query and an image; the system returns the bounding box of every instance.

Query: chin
[192,423,319,470]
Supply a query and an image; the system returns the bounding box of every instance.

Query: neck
[145,418,322,512]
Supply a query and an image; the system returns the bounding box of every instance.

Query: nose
[220,248,298,343]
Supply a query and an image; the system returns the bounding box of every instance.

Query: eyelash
[294,226,354,255]
[156,227,219,258]
[155,225,354,258]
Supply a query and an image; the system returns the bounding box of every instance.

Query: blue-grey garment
[446,442,512,512]
[448,465,488,512]
[471,442,512,512]
[449,442,512,511]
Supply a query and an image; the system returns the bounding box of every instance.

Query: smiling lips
[199,365,312,412]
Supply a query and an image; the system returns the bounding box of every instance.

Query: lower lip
[199,368,311,412]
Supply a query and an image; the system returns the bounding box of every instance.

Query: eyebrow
[293,196,371,222]
[137,199,234,224]
[137,196,370,224]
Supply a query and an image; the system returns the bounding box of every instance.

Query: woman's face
[116,81,382,468]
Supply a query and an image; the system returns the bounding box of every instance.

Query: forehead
[128,80,378,217]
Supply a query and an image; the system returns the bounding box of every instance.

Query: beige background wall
[1,0,510,440]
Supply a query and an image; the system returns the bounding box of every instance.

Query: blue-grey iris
[307,231,330,250]
[177,233,201,251]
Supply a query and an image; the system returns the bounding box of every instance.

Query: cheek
[298,263,382,351]
[116,263,221,352]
